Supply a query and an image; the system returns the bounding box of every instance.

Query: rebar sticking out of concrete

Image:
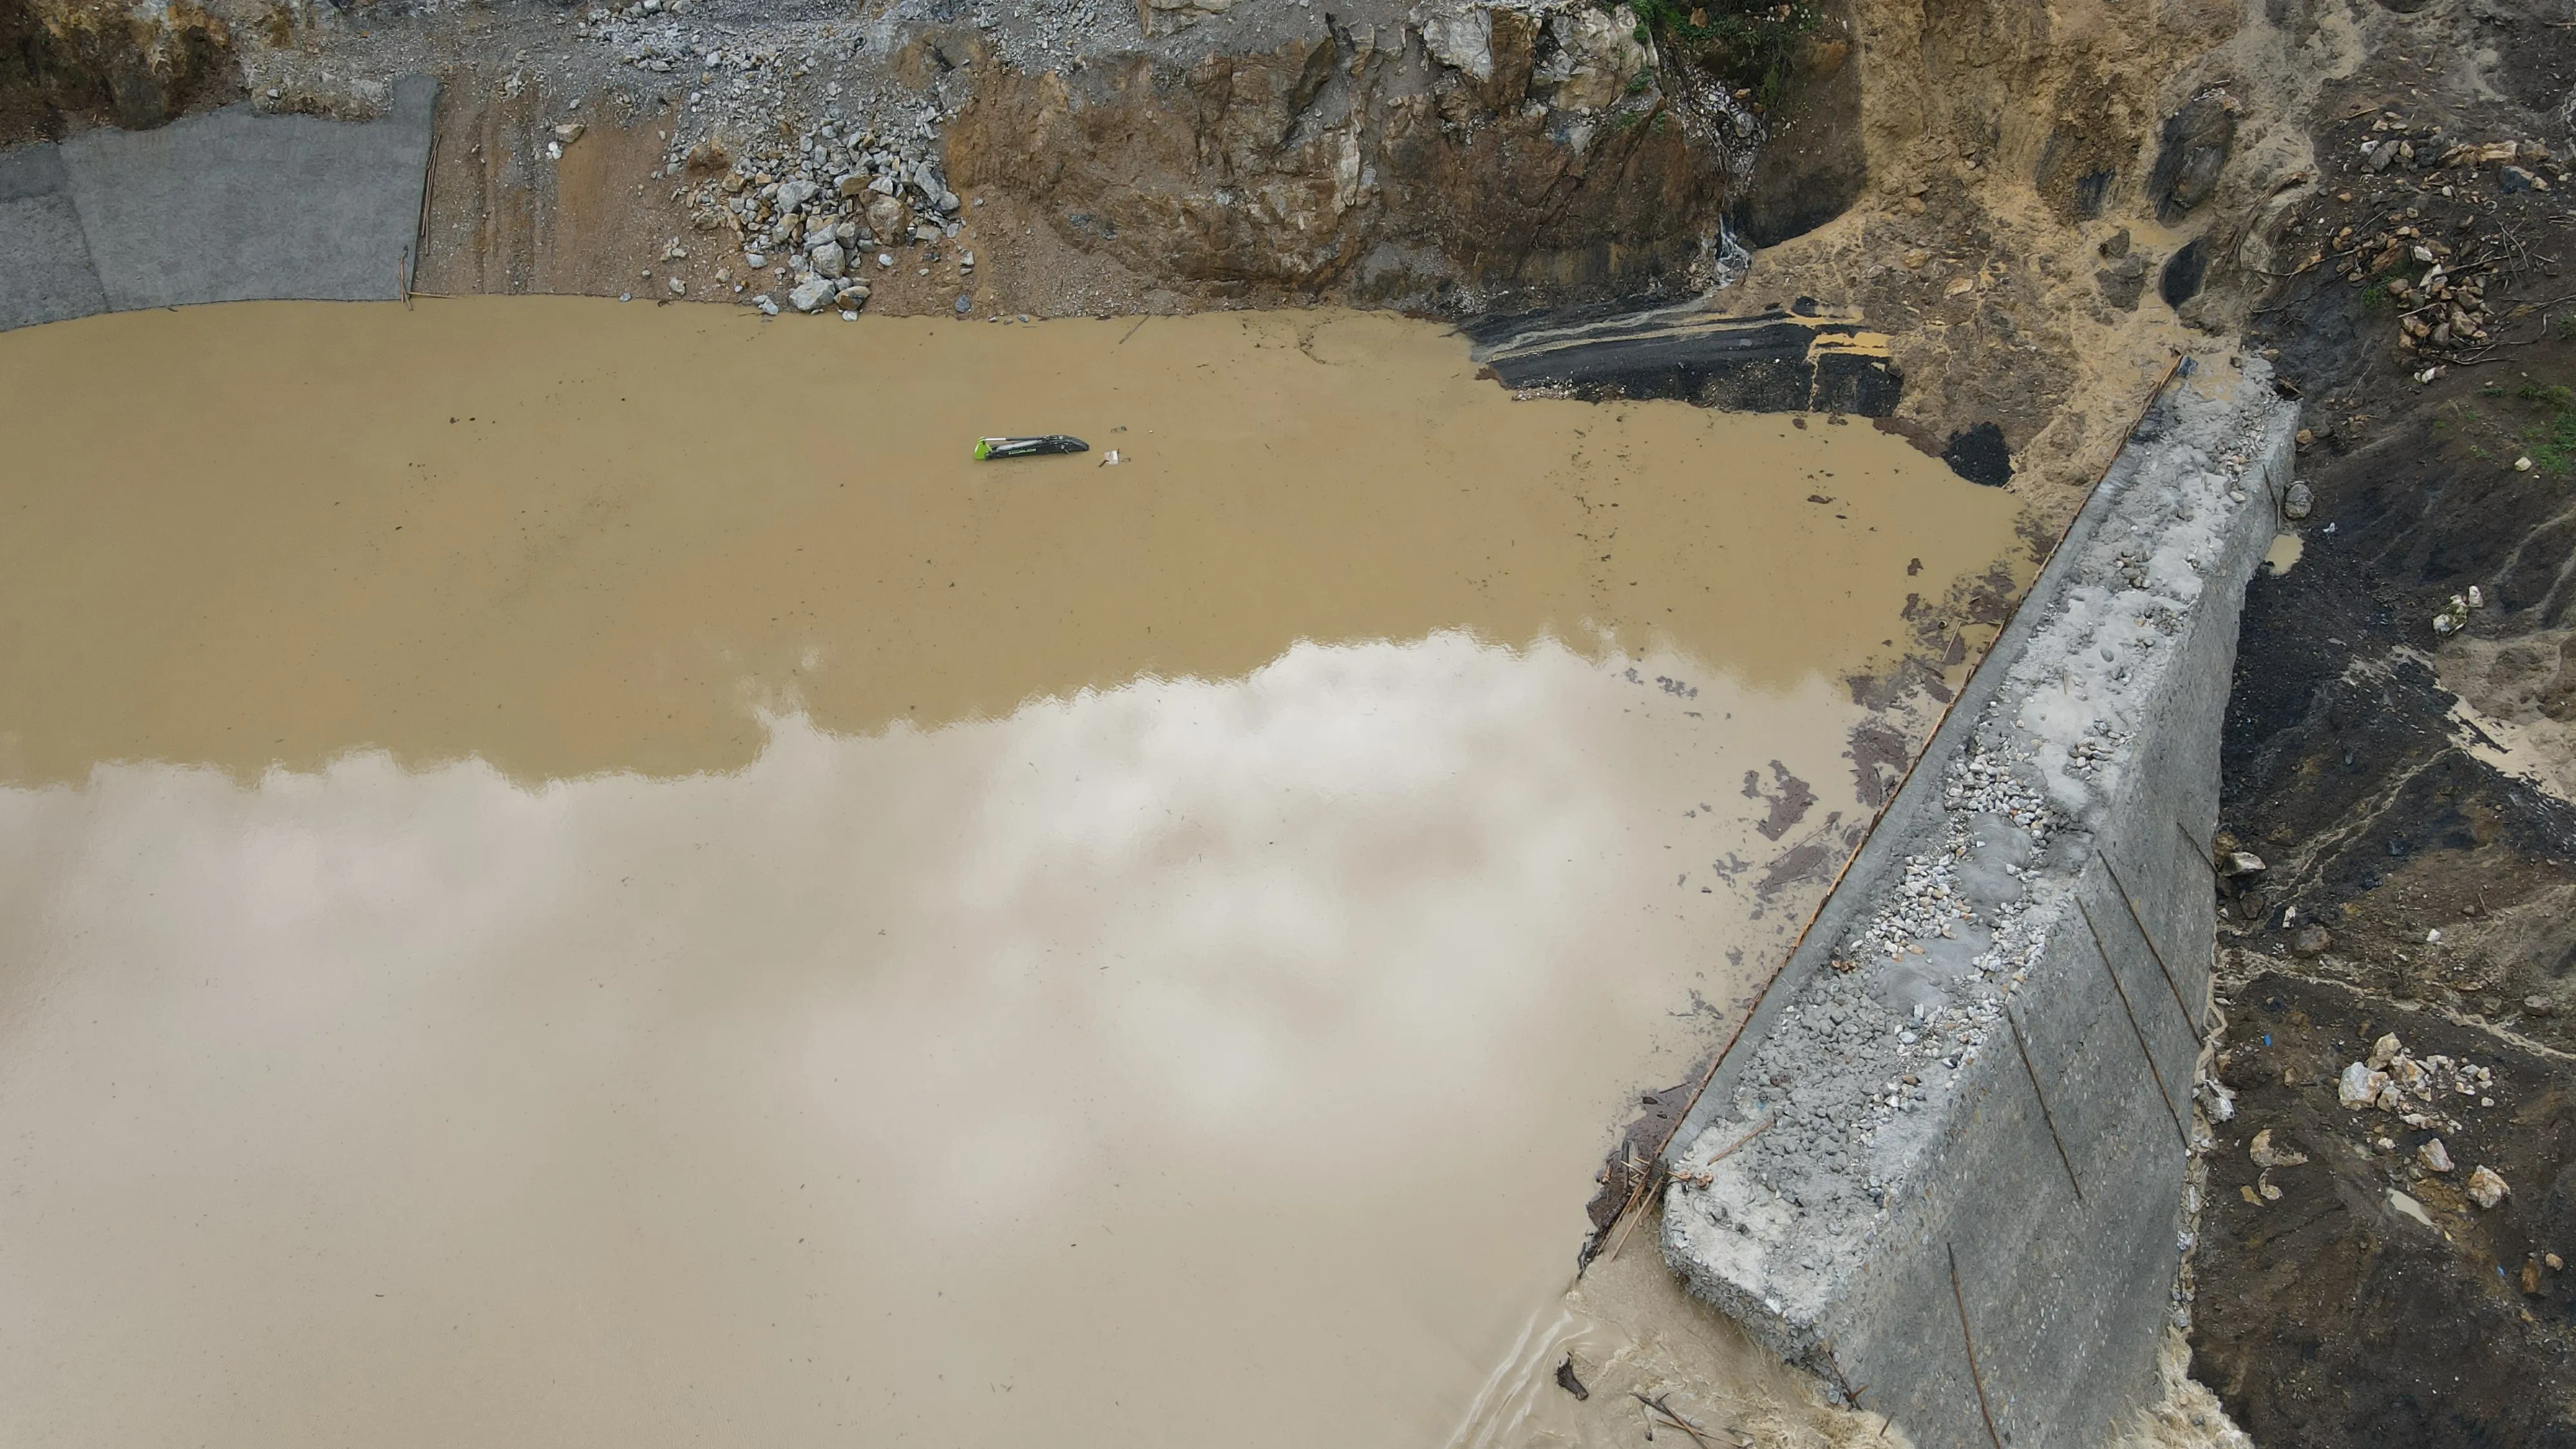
[2005,1005,2084,1202]
[2077,893,2192,1148]
[1947,1242,2005,1449]
[2101,847,2203,1037]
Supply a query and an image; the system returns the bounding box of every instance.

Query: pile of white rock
[2334,1032,2514,1210]
[2335,1031,2497,1130]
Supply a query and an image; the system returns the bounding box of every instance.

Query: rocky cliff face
[1,0,241,144]
[940,0,2312,498]
[946,5,1738,310]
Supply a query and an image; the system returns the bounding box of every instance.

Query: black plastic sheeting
[1463,297,1903,417]
[1941,422,2014,486]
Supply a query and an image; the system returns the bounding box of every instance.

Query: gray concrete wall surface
[0,77,435,332]
[1660,363,2299,1448]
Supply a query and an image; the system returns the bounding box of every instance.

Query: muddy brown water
[0,299,2016,1447]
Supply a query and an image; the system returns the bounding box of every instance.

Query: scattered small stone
[2468,1165,2510,1209]
[2282,481,2313,519]
[2369,1034,2404,1070]
[2294,923,2333,956]
[2338,1061,2388,1109]
[2418,1137,2454,1173]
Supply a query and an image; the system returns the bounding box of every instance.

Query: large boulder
[2149,89,2239,224]
[787,274,837,312]
[1534,6,1653,114]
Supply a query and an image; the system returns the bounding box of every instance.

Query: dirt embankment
[928,0,2302,505]
[22,0,2354,516]
[943,15,1728,308]
[2185,0,2576,1436]
[0,0,2515,515]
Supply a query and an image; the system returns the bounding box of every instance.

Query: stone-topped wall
[1660,363,2297,1448]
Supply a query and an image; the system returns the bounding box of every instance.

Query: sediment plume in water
[0,299,2020,1447]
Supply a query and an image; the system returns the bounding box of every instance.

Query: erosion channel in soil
[0,298,2023,1448]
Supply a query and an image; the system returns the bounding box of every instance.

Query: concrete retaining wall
[1660,363,2298,1447]
[0,78,435,332]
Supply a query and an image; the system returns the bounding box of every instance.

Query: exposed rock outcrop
[1,0,241,144]
[947,6,1732,308]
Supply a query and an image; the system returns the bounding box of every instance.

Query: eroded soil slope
[2192,0,2576,1435]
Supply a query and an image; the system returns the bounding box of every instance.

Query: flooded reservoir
[0,299,2023,1447]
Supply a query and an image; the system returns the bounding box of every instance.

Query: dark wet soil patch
[2193,971,2576,1448]
[2202,10,2576,1427]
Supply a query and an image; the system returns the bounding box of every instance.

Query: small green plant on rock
[2515,382,2576,475]
[1625,0,1824,111]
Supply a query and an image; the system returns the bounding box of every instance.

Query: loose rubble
[2278,113,2573,368]
[697,113,968,313]
[2331,1033,2497,1133]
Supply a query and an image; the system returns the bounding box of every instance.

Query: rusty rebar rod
[2100,848,2201,1037]
[1947,1242,2005,1449]
[2005,1005,2083,1202]
[2077,895,2192,1149]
